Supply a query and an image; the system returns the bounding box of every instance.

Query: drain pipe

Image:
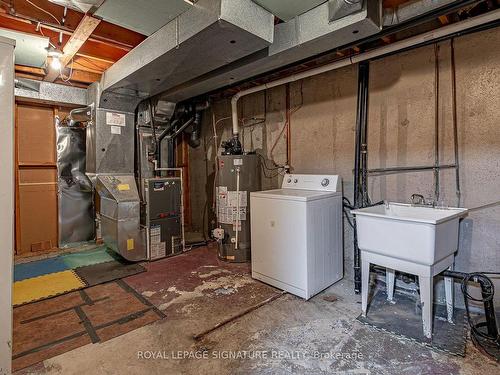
[230,9,500,137]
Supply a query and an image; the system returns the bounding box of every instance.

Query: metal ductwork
[382,0,461,26]
[85,82,147,261]
[100,0,274,101]
[158,0,382,102]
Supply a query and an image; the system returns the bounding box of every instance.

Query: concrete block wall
[189,28,500,303]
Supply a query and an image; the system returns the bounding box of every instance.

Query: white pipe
[230,9,500,136]
[235,166,240,250]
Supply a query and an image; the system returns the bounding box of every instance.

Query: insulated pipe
[230,9,500,136]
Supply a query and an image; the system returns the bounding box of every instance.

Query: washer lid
[250,188,341,202]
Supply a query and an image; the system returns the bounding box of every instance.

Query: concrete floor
[22,246,499,375]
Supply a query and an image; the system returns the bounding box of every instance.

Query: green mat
[60,247,115,269]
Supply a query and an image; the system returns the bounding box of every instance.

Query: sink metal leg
[445,265,454,323]
[386,268,395,302]
[361,259,370,317]
[419,275,433,339]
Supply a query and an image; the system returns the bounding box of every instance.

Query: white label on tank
[106,112,126,126]
[233,158,243,166]
[217,187,228,208]
[231,207,246,221]
[110,125,121,135]
[227,191,247,207]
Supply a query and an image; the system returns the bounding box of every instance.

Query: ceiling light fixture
[47,46,63,71]
[50,56,61,70]
[183,0,195,5]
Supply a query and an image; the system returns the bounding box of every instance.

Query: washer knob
[321,178,330,187]
[287,178,291,183]
[294,179,298,183]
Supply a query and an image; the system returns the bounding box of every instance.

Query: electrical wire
[460,271,500,360]
[38,27,57,49]
[342,197,356,229]
[24,0,61,25]
[58,57,74,85]
[269,81,303,164]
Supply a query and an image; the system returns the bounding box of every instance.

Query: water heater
[215,154,260,262]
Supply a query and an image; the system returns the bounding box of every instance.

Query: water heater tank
[216,154,261,262]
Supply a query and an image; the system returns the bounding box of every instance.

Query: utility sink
[352,203,468,266]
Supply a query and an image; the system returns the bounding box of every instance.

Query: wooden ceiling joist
[44,14,101,82]
[1,0,145,47]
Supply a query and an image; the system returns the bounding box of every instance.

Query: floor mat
[60,247,115,269]
[357,288,467,356]
[74,260,145,286]
[14,246,113,283]
[13,281,164,372]
[14,257,69,282]
[13,270,86,306]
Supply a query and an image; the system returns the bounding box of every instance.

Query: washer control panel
[281,174,341,192]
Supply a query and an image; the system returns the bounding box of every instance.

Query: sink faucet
[410,194,426,206]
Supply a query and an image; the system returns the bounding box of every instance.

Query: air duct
[159,0,382,102]
[99,0,274,101]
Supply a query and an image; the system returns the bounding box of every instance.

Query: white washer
[250,174,343,300]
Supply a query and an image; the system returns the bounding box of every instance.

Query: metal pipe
[285,83,291,165]
[383,0,459,27]
[360,63,370,207]
[450,38,462,206]
[367,164,456,176]
[353,61,369,294]
[235,167,241,250]
[229,9,500,138]
[434,43,441,202]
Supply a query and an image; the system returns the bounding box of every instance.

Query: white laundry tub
[352,203,468,266]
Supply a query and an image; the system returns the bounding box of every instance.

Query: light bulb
[50,56,61,70]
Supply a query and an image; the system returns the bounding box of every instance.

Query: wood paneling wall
[15,103,70,255]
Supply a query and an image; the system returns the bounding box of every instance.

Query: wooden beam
[56,68,101,84]
[16,67,101,85]
[15,65,45,76]
[0,14,127,61]
[45,15,101,82]
[5,0,146,46]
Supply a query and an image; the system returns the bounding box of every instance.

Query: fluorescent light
[183,0,194,4]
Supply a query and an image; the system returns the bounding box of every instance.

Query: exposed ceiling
[0,0,148,86]
[2,0,498,91]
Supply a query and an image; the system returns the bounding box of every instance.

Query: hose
[460,272,500,360]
